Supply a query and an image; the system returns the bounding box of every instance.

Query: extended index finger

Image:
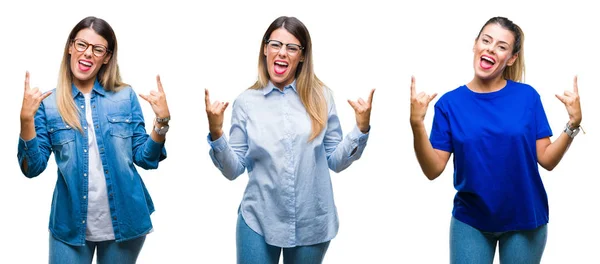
[204,89,211,108]
[410,75,416,98]
[156,75,164,93]
[367,88,375,105]
[24,71,30,92]
[573,75,579,94]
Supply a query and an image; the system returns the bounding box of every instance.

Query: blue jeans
[49,233,146,264]
[450,217,547,264]
[236,213,330,264]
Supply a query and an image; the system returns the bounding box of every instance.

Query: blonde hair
[250,16,327,142]
[477,17,525,82]
[57,16,127,132]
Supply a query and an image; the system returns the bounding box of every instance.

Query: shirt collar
[261,80,297,95]
[71,78,105,98]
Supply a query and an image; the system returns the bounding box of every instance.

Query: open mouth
[480,55,495,70]
[274,60,288,74]
[78,60,93,72]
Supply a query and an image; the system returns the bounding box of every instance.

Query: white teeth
[481,56,495,64]
[275,61,288,66]
[79,61,92,67]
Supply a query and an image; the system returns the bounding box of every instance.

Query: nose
[277,46,287,57]
[83,45,94,57]
[486,44,495,54]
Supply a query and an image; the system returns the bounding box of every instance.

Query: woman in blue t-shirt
[410,16,583,263]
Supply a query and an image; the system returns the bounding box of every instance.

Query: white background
[1,0,598,263]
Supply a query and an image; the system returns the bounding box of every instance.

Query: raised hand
[21,71,52,122]
[205,89,229,140]
[555,75,582,128]
[410,76,437,125]
[139,75,170,120]
[348,88,375,133]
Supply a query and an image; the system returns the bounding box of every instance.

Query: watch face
[155,125,169,135]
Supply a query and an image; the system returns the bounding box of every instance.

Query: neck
[73,78,95,94]
[468,75,507,93]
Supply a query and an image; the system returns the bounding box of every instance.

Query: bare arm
[411,121,451,180]
[538,76,583,171]
[409,76,451,180]
[536,133,573,171]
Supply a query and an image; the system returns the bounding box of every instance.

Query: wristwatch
[154,124,169,136]
[156,116,171,124]
[564,122,580,139]
[154,119,169,136]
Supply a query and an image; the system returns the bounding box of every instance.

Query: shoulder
[507,80,541,100]
[106,85,135,101]
[41,88,59,108]
[435,85,466,107]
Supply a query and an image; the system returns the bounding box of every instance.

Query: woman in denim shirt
[205,16,375,263]
[17,16,170,264]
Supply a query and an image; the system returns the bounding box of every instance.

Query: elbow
[20,161,43,179]
[423,166,444,181]
[540,163,556,172]
[538,157,557,172]
[223,170,243,181]
[135,160,159,170]
[222,165,246,181]
[425,171,442,181]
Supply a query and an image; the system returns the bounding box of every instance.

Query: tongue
[274,64,287,74]
[78,62,91,72]
[480,59,493,70]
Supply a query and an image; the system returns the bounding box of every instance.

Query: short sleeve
[534,94,552,139]
[430,100,453,153]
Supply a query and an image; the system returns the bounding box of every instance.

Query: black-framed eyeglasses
[265,39,304,55]
[72,38,110,57]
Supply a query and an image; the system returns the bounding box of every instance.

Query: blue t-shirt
[430,80,552,232]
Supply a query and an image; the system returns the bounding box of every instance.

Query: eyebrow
[482,34,511,46]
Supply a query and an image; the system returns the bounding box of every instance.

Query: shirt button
[83,195,87,199]
[95,125,99,129]
[100,148,104,152]
[84,149,87,153]
[92,105,96,108]
[82,220,85,224]
[113,216,117,220]
[105,170,109,174]
[81,105,84,109]
[109,193,113,198]
[125,119,129,122]
[83,173,87,177]
[112,118,116,122]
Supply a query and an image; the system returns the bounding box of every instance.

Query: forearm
[20,118,36,141]
[412,121,445,180]
[539,132,573,171]
[326,126,369,173]
[208,134,246,180]
[133,135,166,169]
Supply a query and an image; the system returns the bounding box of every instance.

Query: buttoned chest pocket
[48,121,76,146]
[107,114,133,138]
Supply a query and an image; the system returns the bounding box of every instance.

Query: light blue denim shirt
[17,80,166,246]
[208,81,369,247]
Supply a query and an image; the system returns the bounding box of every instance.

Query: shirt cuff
[207,133,228,152]
[146,137,166,159]
[19,136,40,156]
[349,125,369,146]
